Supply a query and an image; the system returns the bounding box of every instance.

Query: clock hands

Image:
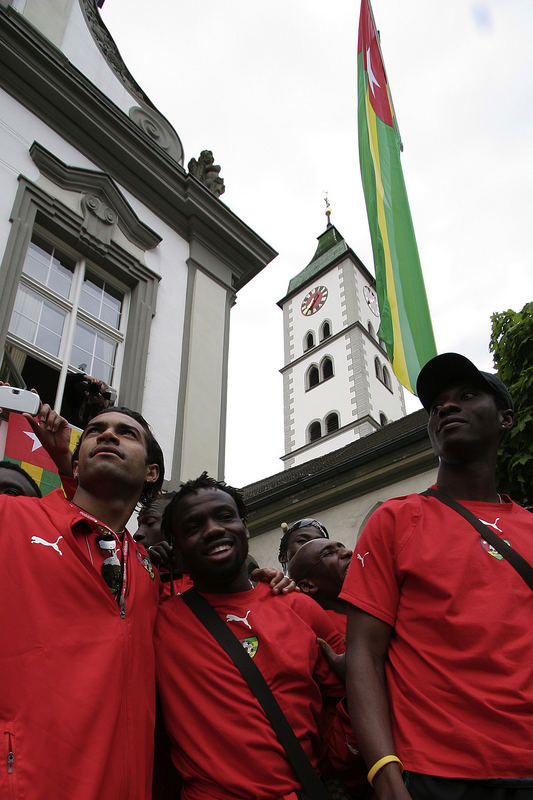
[301,285,328,316]
[309,293,322,311]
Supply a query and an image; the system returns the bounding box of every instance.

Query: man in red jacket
[0,405,164,800]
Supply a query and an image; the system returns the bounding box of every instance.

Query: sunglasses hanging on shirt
[98,531,122,596]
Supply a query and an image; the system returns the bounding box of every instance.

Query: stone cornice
[280,320,388,373]
[0,7,277,288]
[79,0,157,112]
[30,142,162,251]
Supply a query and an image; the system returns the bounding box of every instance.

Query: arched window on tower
[321,356,333,381]
[306,364,320,389]
[325,412,339,434]
[320,320,331,341]
[304,331,315,351]
[379,412,388,426]
[308,421,322,443]
[374,357,382,381]
[382,366,392,392]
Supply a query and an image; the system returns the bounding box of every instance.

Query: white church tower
[278,214,406,469]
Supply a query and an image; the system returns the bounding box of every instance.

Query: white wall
[249,466,437,570]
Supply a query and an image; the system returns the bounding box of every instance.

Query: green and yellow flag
[358,0,436,393]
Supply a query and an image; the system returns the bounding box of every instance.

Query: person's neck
[72,486,135,532]
[436,460,500,503]
[193,568,251,595]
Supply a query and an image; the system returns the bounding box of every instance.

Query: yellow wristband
[367,755,404,786]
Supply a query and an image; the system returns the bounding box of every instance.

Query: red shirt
[0,490,160,800]
[340,492,533,779]
[323,608,347,639]
[155,583,345,800]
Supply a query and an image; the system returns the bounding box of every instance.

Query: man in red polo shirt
[155,473,358,800]
[341,353,533,800]
[0,405,164,800]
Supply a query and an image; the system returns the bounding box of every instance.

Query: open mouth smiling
[205,541,233,556]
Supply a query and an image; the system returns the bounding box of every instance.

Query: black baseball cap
[416,353,514,412]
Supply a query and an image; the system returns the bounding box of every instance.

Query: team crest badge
[240,636,258,658]
[480,538,510,561]
[137,550,155,578]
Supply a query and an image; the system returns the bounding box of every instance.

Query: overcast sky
[102,0,533,488]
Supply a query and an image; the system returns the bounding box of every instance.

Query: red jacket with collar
[0,489,160,800]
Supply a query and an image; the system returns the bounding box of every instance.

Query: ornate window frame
[0,145,161,410]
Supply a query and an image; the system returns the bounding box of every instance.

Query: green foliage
[489,302,533,505]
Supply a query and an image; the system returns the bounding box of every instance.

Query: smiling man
[340,354,533,800]
[0,406,164,800]
[155,472,353,800]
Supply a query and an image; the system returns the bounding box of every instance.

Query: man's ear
[145,463,159,484]
[244,523,250,540]
[500,409,514,432]
[298,578,318,596]
[73,460,79,481]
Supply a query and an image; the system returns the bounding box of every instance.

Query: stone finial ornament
[188,150,225,197]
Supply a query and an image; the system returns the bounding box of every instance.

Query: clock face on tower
[301,285,328,316]
[363,285,380,317]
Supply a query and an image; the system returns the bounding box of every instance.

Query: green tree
[489,301,533,506]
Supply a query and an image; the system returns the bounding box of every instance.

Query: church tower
[278,215,406,469]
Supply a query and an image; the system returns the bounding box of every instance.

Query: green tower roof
[286,224,349,296]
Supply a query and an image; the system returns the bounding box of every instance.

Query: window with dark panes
[5,230,127,421]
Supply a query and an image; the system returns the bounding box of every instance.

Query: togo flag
[358,0,436,393]
[3,412,82,495]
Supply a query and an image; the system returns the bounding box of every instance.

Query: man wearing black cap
[339,354,533,800]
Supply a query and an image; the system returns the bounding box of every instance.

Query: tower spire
[324,193,332,227]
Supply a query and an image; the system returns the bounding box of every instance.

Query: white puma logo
[31,535,63,556]
[226,610,252,630]
[357,552,369,567]
[479,517,502,533]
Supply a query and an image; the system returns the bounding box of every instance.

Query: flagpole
[365,0,404,151]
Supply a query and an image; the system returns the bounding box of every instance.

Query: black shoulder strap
[181,587,330,800]
[421,488,533,591]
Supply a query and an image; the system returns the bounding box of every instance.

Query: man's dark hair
[0,460,42,497]
[161,471,247,547]
[72,406,164,505]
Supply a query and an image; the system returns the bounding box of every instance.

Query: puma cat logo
[31,535,63,556]
[479,517,502,533]
[226,610,252,630]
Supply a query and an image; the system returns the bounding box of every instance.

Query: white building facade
[0,0,275,483]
